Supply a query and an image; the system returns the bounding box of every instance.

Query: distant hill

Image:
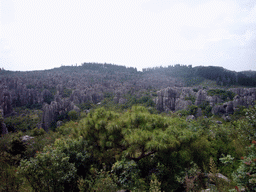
[142,65,256,87]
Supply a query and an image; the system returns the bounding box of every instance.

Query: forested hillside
[0,63,256,191]
[143,65,256,87]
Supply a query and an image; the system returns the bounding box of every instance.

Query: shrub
[78,165,118,192]
[68,110,79,121]
[207,89,235,102]
[149,173,162,192]
[112,159,147,191]
[31,127,46,136]
[176,161,204,191]
[18,146,77,192]
[233,143,256,191]
[4,109,41,132]
[185,95,196,104]
[0,152,22,192]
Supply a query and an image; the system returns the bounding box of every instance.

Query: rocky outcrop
[0,88,13,117]
[155,87,256,116]
[211,101,234,115]
[1,122,8,135]
[155,87,196,112]
[212,88,256,115]
[195,89,222,107]
[21,135,34,142]
[231,88,256,109]
[69,90,104,105]
[0,108,8,134]
[41,95,76,131]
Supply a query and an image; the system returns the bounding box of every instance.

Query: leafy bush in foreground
[18,146,77,192]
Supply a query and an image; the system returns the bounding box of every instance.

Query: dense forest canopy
[142,64,256,87]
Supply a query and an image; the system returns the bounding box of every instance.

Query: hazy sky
[1,0,256,71]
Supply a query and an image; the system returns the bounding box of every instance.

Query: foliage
[26,84,35,89]
[234,104,256,142]
[219,154,234,165]
[245,104,256,130]
[184,76,205,86]
[205,157,235,191]
[53,136,93,178]
[112,159,147,191]
[4,108,41,132]
[208,157,219,185]
[0,152,22,192]
[103,91,114,99]
[43,92,54,104]
[122,94,156,109]
[78,165,118,192]
[143,64,256,86]
[24,131,60,159]
[59,106,201,190]
[68,110,79,121]
[72,107,121,165]
[18,146,77,192]
[199,101,212,117]
[176,161,204,192]
[232,105,246,119]
[185,95,196,104]
[0,102,255,190]
[9,134,27,158]
[31,127,46,136]
[207,89,235,102]
[78,101,94,110]
[178,105,198,116]
[26,102,43,109]
[149,173,163,192]
[62,87,73,98]
[0,131,60,190]
[233,143,256,191]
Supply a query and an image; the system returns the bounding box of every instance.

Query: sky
[0,0,256,72]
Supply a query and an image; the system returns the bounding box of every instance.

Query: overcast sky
[1,0,256,72]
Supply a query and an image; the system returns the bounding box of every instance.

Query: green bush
[185,95,196,104]
[78,101,94,110]
[43,93,54,104]
[53,137,92,178]
[78,165,118,192]
[18,146,77,192]
[68,110,79,121]
[233,142,256,191]
[112,159,147,191]
[31,127,46,136]
[24,131,60,159]
[4,109,41,132]
[9,135,27,157]
[235,104,256,142]
[207,89,235,102]
[0,152,22,192]
[245,104,256,130]
[177,105,198,117]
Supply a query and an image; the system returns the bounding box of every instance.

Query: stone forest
[1,63,256,191]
